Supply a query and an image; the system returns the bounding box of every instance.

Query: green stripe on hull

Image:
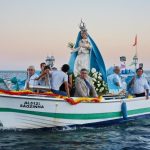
[128,107,150,115]
[0,107,150,120]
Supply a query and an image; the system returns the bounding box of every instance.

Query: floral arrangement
[67,42,74,49]
[89,68,108,95]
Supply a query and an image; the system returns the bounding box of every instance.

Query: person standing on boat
[129,68,149,99]
[59,64,73,95]
[51,64,70,97]
[35,65,51,90]
[74,68,97,97]
[38,62,47,86]
[107,66,126,94]
[24,66,39,90]
[108,66,123,88]
[113,66,123,88]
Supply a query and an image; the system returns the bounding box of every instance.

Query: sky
[0,0,150,70]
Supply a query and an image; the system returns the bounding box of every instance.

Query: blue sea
[0,71,150,150]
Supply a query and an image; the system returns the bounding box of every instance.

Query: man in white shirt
[112,66,122,88]
[107,66,123,88]
[24,66,39,90]
[129,68,149,99]
[51,64,70,97]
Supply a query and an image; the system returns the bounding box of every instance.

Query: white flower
[92,78,96,82]
[91,68,96,73]
[97,84,101,87]
[93,72,98,78]
[98,76,102,80]
[101,87,104,90]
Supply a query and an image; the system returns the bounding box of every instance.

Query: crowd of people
[24,63,98,98]
[108,66,149,99]
[24,63,149,99]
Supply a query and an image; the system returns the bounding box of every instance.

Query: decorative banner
[0,89,103,105]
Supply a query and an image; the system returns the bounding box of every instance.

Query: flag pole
[133,35,138,72]
[135,35,138,69]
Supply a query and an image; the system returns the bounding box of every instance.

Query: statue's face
[81,32,87,39]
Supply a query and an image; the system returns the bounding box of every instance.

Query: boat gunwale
[0,93,147,103]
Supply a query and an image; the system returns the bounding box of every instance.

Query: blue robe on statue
[68,31,107,83]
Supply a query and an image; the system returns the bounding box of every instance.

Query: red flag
[133,35,137,46]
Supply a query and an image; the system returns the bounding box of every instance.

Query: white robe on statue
[73,39,91,76]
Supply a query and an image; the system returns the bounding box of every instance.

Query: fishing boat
[0,91,150,129]
[0,21,149,129]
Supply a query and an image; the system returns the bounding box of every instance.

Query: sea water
[0,71,150,150]
[0,119,150,150]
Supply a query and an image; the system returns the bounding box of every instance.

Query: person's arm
[35,69,50,80]
[146,89,149,99]
[64,81,70,97]
[35,72,46,80]
[128,77,135,87]
[24,81,29,90]
[68,74,73,89]
[89,78,98,97]
[144,79,149,99]
[113,78,120,87]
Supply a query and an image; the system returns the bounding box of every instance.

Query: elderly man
[112,66,122,88]
[107,66,123,88]
[24,66,39,90]
[74,68,97,97]
[129,68,149,99]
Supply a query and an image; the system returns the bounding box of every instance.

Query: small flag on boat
[133,35,137,46]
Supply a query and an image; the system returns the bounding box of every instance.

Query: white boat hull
[0,94,150,129]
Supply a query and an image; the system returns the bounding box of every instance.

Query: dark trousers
[135,92,145,97]
[51,89,67,96]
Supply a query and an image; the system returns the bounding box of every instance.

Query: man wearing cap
[24,66,39,90]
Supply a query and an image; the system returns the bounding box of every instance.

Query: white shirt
[24,73,39,89]
[50,70,68,90]
[108,73,122,88]
[133,76,149,94]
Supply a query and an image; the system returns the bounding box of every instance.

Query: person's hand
[44,69,50,74]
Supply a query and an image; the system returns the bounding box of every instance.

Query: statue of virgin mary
[68,21,107,82]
